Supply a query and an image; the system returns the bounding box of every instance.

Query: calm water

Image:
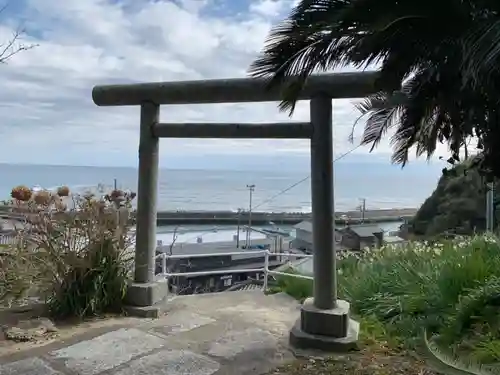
[0,163,441,212]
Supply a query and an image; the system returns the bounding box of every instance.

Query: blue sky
[0,0,452,171]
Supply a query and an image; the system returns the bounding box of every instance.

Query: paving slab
[0,291,300,375]
[112,349,220,375]
[0,357,62,375]
[150,312,216,336]
[208,327,278,358]
[50,328,166,375]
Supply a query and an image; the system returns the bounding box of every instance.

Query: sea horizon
[0,161,442,212]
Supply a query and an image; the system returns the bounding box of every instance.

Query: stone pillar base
[123,278,169,318]
[289,297,359,352]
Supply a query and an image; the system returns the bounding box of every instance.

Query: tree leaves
[249,0,500,177]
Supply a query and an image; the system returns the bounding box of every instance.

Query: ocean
[0,162,442,212]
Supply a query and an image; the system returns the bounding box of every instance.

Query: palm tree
[249,0,500,177]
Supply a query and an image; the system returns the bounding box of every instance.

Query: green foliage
[274,235,500,369]
[422,330,494,375]
[412,161,499,236]
[273,267,312,303]
[249,0,500,178]
[472,340,500,364]
[358,314,403,350]
[443,276,500,344]
[45,237,132,319]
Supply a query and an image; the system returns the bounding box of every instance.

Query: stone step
[0,291,300,375]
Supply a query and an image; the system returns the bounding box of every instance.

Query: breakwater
[0,204,417,226]
[156,208,417,226]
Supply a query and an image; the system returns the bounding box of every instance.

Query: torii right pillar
[289,95,359,352]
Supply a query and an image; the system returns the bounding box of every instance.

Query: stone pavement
[0,291,300,375]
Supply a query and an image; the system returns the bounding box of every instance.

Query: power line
[169,225,221,246]
[253,176,310,211]
[173,143,364,246]
[252,143,363,211]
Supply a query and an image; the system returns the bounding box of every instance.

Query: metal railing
[156,250,313,291]
[0,231,17,245]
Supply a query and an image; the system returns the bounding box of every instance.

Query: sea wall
[155,208,417,225]
[0,204,417,226]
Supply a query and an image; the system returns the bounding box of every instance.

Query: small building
[292,220,343,253]
[339,224,384,250]
[292,221,314,251]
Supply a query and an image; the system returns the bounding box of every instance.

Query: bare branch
[168,225,180,256]
[0,3,38,64]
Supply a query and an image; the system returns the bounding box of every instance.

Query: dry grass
[271,351,437,375]
[0,187,136,319]
[269,317,438,375]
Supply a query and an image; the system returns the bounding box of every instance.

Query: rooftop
[343,224,383,238]
[293,220,343,237]
[293,220,313,232]
[156,238,274,260]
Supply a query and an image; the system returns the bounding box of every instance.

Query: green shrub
[337,236,500,343]
[273,267,312,302]
[275,235,500,366]
[1,187,136,319]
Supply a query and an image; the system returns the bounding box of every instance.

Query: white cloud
[0,0,452,167]
[250,0,289,17]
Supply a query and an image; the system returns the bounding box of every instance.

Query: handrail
[155,250,313,291]
[159,250,268,259]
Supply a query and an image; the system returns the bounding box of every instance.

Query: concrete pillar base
[124,279,169,318]
[289,298,359,352]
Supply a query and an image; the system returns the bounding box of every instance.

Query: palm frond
[249,0,437,113]
[353,91,402,151]
[462,19,500,89]
[249,0,500,180]
[249,0,358,113]
[249,0,466,113]
[422,329,499,375]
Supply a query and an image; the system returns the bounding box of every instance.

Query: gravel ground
[268,348,438,375]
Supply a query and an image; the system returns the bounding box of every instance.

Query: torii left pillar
[124,102,169,317]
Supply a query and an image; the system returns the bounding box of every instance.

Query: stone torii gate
[92,72,378,351]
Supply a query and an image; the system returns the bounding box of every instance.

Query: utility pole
[114,178,117,190]
[359,198,366,223]
[236,208,243,248]
[486,182,494,231]
[246,184,255,247]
